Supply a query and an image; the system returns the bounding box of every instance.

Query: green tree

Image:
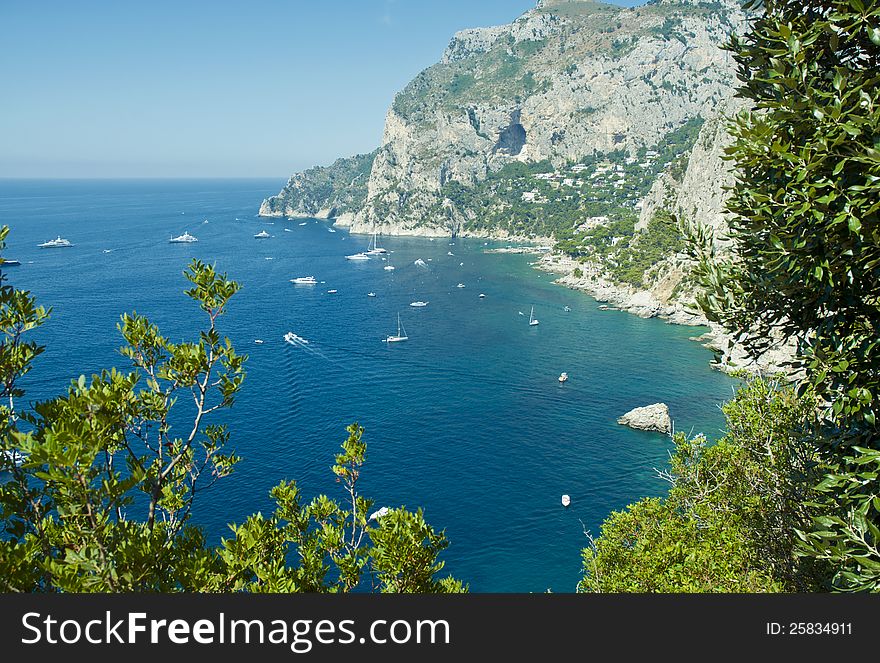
[579,379,825,593]
[0,226,464,593]
[687,0,880,589]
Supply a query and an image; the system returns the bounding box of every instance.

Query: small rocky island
[617,403,672,434]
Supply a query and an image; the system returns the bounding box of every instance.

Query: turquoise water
[0,179,738,592]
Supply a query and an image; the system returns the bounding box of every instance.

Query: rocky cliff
[263,0,747,237]
[259,150,376,219]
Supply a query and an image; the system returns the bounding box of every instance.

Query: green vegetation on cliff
[261,150,376,217]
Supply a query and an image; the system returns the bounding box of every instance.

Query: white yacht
[564,306,571,312]
[367,292,377,298]
[290,276,317,284]
[409,301,428,307]
[479,293,486,298]
[382,313,408,343]
[346,252,371,261]
[456,283,466,288]
[383,265,395,271]
[284,228,292,232]
[558,372,569,383]
[414,258,427,267]
[561,494,571,507]
[254,339,264,344]
[254,230,271,239]
[529,306,539,326]
[327,289,338,294]
[447,251,455,256]
[38,236,73,248]
[169,232,197,243]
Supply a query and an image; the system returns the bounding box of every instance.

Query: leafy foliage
[579,379,826,592]
[687,0,880,590]
[0,228,464,593]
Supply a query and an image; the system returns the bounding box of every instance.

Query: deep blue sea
[0,179,738,592]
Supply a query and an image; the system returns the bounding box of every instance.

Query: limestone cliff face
[636,97,747,239]
[350,0,748,235]
[262,0,748,236]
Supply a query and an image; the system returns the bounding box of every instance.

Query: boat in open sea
[529,306,539,326]
[410,301,428,307]
[283,331,309,345]
[558,372,568,383]
[346,252,370,261]
[383,265,395,271]
[254,230,271,239]
[290,276,317,284]
[169,231,197,243]
[38,236,73,248]
[382,313,408,343]
[2,259,21,266]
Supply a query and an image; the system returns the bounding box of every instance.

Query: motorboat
[169,232,197,243]
[561,494,571,507]
[456,283,466,288]
[254,230,271,238]
[38,236,73,248]
[558,372,569,383]
[383,265,395,271]
[283,331,309,345]
[327,289,338,294]
[290,276,318,284]
[367,292,377,297]
[346,253,371,261]
[409,301,428,307]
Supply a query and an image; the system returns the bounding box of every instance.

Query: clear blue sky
[0,0,644,178]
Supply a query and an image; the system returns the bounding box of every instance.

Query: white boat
[414,258,427,267]
[38,236,73,248]
[327,289,338,294]
[346,252,371,261]
[410,301,428,307]
[367,292,377,297]
[254,230,271,239]
[558,372,569,383]
[456,283,466,288]
[383,265,395,271]
[299,222,308,226]
[290,276,317,284]
[564,306,571,312]
[366,231,388,255]
[169,232,197,243]
[479,293,486,298]
[382,313,408,343]
[284,228,292,232]
[447,251,454,256]
[254,339,264,344]
[328,228,336,233]
[102,249,112,254]
[529,306,539,326]
[283,331,309,344]
[561,494,571,507]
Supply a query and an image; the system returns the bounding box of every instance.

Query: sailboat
[529,306,539,326]
[382,313,408,343]
[366,231,387,255]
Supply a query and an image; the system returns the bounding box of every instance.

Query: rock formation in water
[617,403,672,434]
